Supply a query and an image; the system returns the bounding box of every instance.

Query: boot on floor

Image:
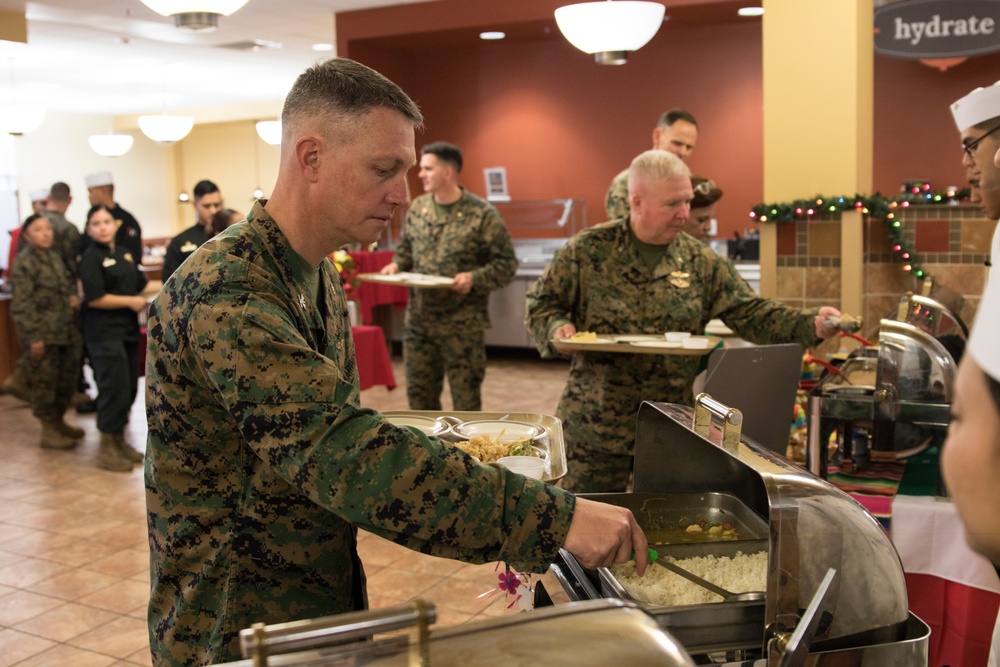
[40,420,77,450]
[2,367,31,402]
[114,432,145,463]
[98,432,133,472]
[55,414,85,439]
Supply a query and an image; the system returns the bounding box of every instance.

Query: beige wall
[14,111,174,238]
[171,120,280,233]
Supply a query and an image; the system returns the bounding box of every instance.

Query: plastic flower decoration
[330,249,360,299]
[477,564,533,613]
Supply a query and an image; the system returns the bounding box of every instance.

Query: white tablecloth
[891,494,1000,593]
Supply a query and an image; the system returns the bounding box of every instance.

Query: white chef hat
[969,273,1000,383]
[29,189,48,202]
[951,80,1000,132]
[84,171,113,188]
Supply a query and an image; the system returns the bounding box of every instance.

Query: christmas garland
[749,186,970,280]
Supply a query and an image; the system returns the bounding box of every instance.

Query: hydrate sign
[874,0,1000,58]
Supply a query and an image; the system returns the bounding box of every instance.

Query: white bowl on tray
[682,337,712,349]
[665,331,692,342]
[497,455,547,480]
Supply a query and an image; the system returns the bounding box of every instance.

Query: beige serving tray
[385,410,567,483]
[552,335,722,357]
[359,272,455,289]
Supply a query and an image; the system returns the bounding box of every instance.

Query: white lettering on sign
[894,15,996,45]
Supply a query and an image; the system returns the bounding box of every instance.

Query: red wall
[341,2,1000,240]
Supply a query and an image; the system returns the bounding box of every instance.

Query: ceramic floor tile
[0,557,72,588]
[10,643,118,667]
[0,627,57,667]
[66,615,150,659]
[123,646,153,667]
[25,567,121,601]
[0,530,77,558]
[13,601,119,642]
[83,548,151,579]
[77,578,150,614]
[0,548,25,568]
[35,538,128,568]
[0,589,65,626]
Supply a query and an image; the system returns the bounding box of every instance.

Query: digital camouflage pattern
[145,201,574,667]
[403,328,485,411]
[40,211,82,278]
[10,248,81,419]
[393,188,516,335]
[604,168,631,222]
[394,188,516,409]
[525,219,819,492]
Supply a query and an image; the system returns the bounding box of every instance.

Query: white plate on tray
[629,340,683,349]
[611,334,662,342]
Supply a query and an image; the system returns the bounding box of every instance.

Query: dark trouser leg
[27,349,59,421]
[403,330,445,410]
[444,330,486,412]
[560,443,634,493]
[87,337,136,434]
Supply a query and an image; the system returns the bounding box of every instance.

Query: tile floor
[0,349,571,666]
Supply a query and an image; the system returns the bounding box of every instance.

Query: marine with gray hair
[527,149,842,492]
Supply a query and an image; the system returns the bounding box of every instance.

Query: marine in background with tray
[382,141,517,411]
[526,149,841,493]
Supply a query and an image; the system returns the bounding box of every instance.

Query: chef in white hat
[951,81,1000,265]
[83,171,143,261]
[28,189,48,216]
[942,270,1000,666]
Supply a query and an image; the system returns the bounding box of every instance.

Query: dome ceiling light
[555,1,666,65]
[88,133,134,157]
[255,119,281,146]
[0,104,46,136]
[139,0,250,31]
[138,114,194,145]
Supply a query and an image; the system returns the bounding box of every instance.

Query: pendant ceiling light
[555,1,666,65]
[0,104,46,136]
[88,133,134,157]
[1,59,46,136]
[138,114,194,145]
[140,0,250,31]
[255,119,281,146]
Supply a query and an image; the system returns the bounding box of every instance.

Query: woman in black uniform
[79,204,154,471]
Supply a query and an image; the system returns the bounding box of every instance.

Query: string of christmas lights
[749,186,970,280]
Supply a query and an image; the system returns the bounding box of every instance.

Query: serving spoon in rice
[638,549,766,603]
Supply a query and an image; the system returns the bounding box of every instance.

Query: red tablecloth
[352,325,396,391]
[353,250,408,324]
[905,572,998,667]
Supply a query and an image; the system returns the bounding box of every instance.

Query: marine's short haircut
[421,141,463,172]
[193,180,220,200]
[49,182,71,202]
[657,108,698,129]
[629,149,692,186]
[281,57,424,135]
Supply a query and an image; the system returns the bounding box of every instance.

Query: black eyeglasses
[963,124,1000,158]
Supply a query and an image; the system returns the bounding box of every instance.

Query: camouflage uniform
[525,219,819,493]
[39,210,82,278]
[10,248,81,420]
[145,201,573,667]
[604,168,630,222]
[393,188,516,410]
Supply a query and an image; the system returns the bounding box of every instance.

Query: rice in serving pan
[608,551,766,606]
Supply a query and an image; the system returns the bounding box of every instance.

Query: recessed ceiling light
[311,43,334,52]
[480,31,506,40]
[738,7,765,17]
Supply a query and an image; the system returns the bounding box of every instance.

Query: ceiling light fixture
[139,0,249,31]
[88,133,134,157]
[311,43,334,52]
[737,7,765,17]
[1,59,46,136]
[138,114,194,145]
[555,1,665,65]
[255,120,281,146]
[480,31,506,40]
[0,105,46,136]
